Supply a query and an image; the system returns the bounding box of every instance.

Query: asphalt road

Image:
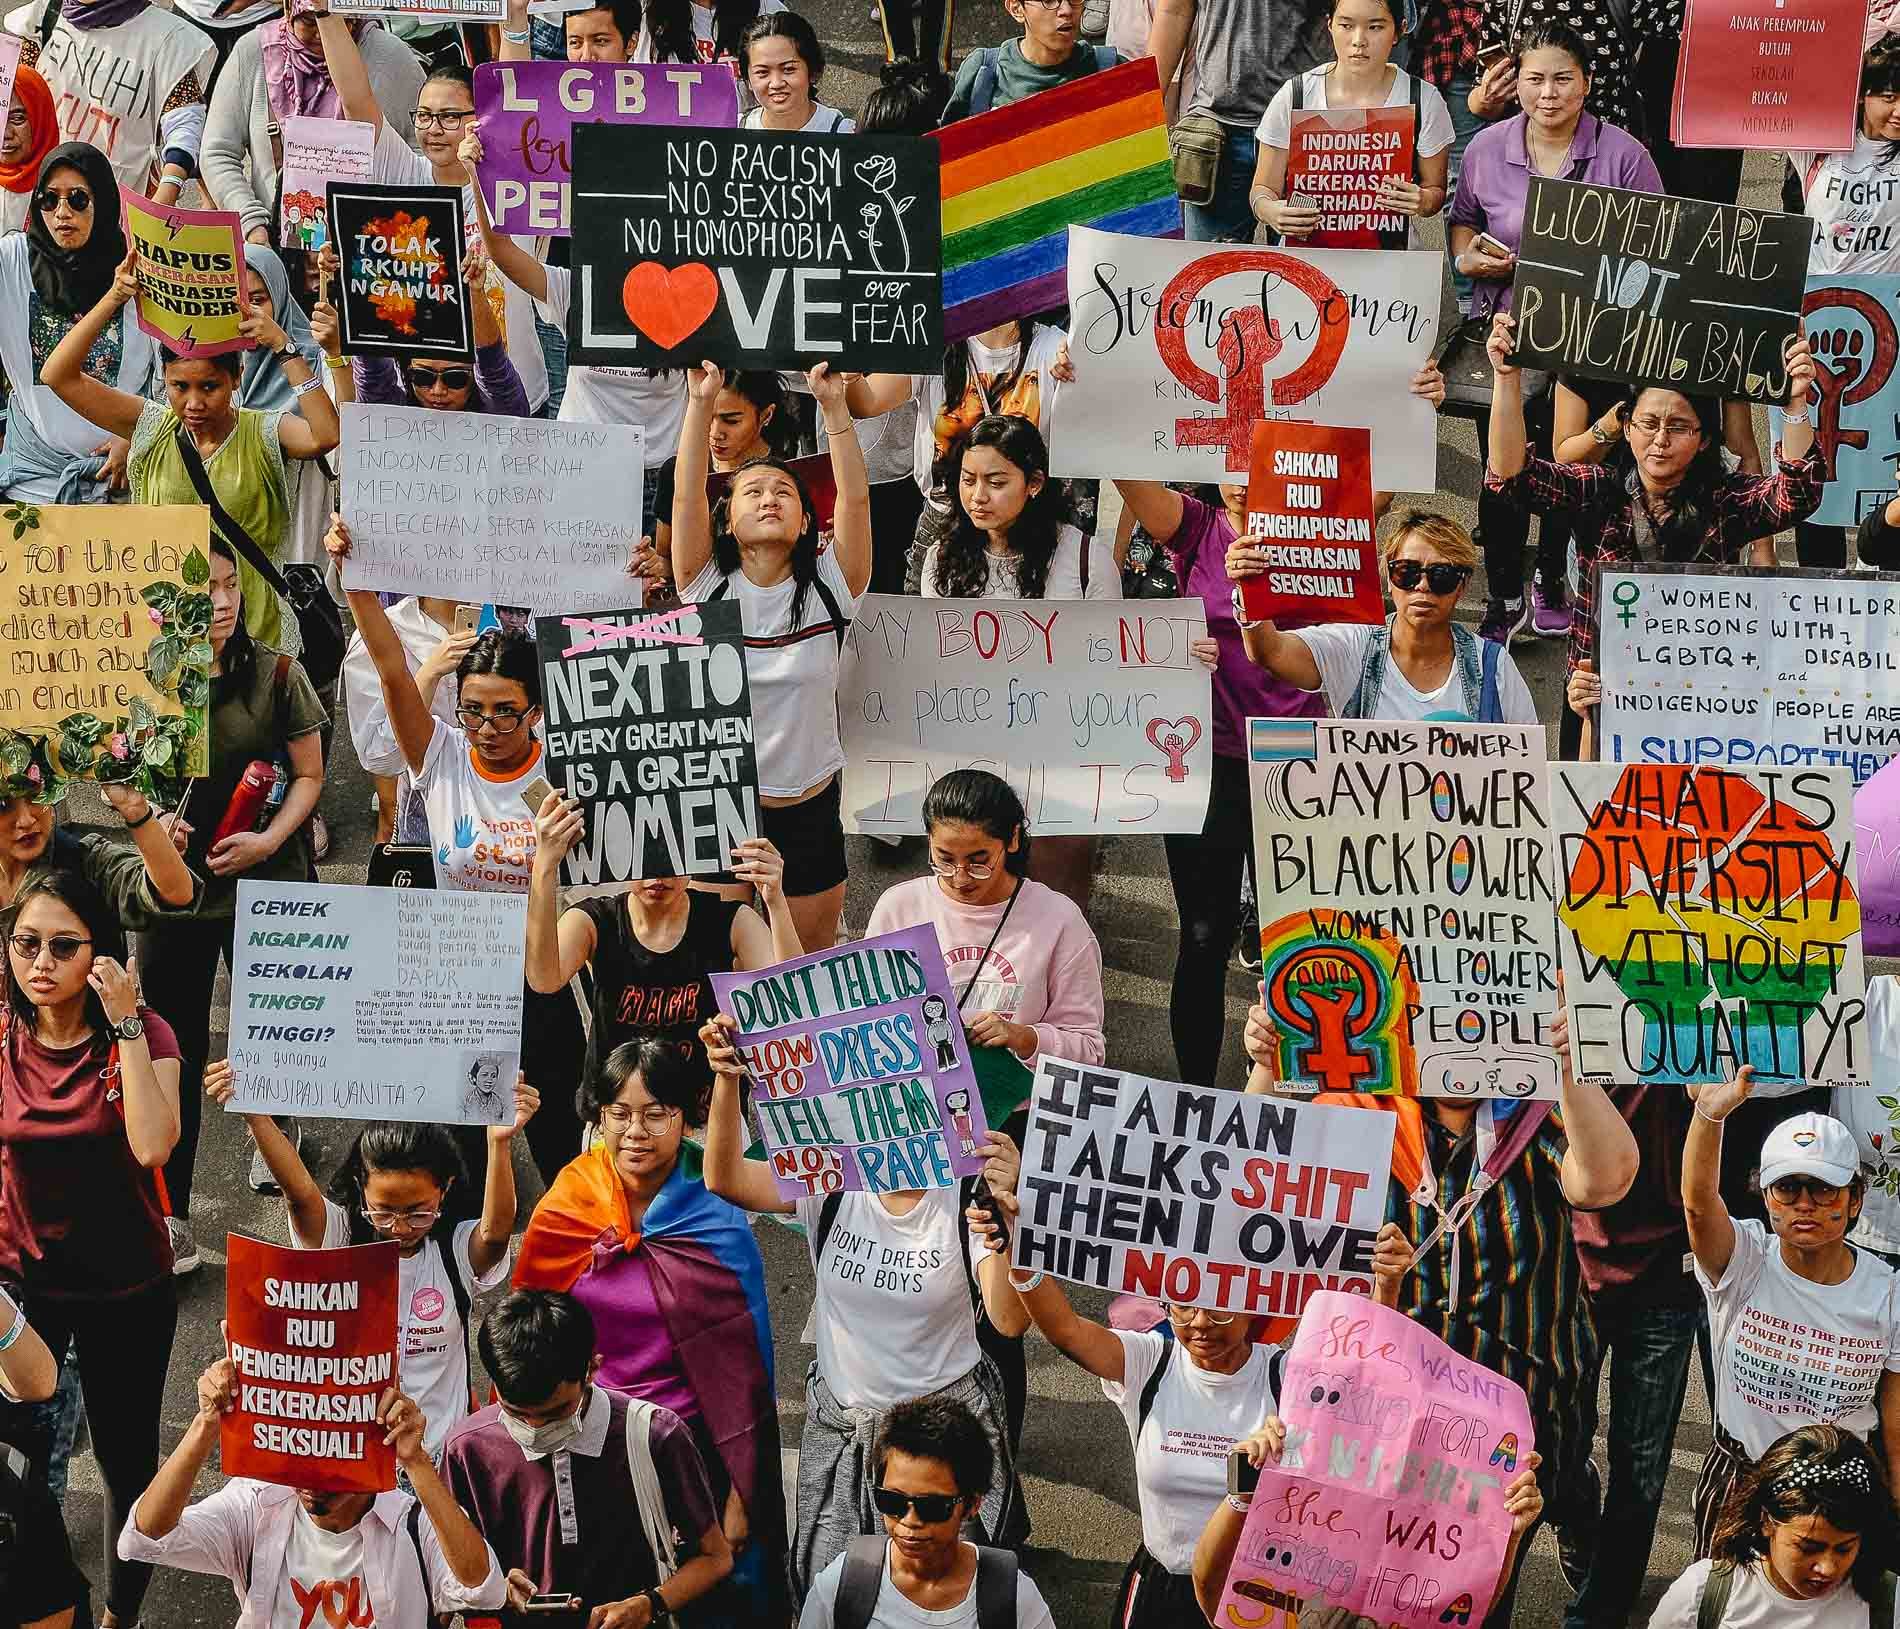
[49,21,1820,1623]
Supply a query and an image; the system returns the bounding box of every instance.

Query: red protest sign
[1671,0,1867,152]
[1284,106,1416,250]
[1240,422,1383,627]
[223,1235,400,1493]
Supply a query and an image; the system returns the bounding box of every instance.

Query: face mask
[499,1401,585,1456]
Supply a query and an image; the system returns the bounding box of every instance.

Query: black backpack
[1697,1561,1897,1628]
[833,1534,1018,1629]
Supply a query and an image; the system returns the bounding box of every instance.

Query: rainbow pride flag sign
[930,57,1179,341]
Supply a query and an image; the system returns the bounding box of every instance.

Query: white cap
[1758,1113,1859,1191]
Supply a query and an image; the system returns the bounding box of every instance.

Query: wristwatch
[272,342,300,362]
[642,1588,671,1625]
[1590,419,1617,446]
[114,1014,145,1041]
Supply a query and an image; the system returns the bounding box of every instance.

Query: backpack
[966,44,1119,118]
[833,1534,1019,1629]
[1697,1561,1897,1629]
[706,570,850,651]
[1344,617,1502,722]
[1132,1333,1289,1438]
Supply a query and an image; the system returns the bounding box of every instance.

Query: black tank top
[577,891,742,1090]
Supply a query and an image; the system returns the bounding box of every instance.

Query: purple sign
[710,925,988,1202]
[472,61,739,235]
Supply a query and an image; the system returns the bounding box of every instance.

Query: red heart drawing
[621,261,718,350]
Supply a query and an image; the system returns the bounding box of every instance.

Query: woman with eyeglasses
[0,144,160,504]
[0,868,181,1629]
[203,1062,538,1465]
[1682,1074,1900,1557]
[514,1037,788,1626]
[1230,509,1539,723]
[0,64,58,234]
[351,246,531,419]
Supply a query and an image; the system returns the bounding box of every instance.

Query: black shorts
[760,774,848,897]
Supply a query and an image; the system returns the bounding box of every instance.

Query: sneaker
[1478,598,1532,646]
[1235,901,1262,973]
[1555,1456,1602,1593]
[1530,570,1569,638]
[168,1216,200,1275]
[249,1118,302,1193]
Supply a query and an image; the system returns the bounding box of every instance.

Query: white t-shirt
[920,525,1116,601]
[1649,1559,1871,1629]
[342,596,466,846]
[371,121,549,413]
[412,717,543,892]
[1698,1216,1900,1458]
[797,1188,985,1411]
[1835,977,1900,1259]
[1795,136,1900,277]
[534,265,689,453]
[802,1545,1058,1629]
[274,1505,372,1629]
[311,1199,506,1464]
[633,0,783,63]
[1102,1330,1280,1574]
[1290,621,1540,724]
[742,102,855,133]
[911,327,1068,496]
[680,547,859,797]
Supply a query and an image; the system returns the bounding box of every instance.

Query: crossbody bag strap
[957,879,1023,1011]
[172,421,292,598]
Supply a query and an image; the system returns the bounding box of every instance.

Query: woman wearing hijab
[237,241,324,409]
[201,0,423,247]
[0,143,159,502]
[0,65,58,234]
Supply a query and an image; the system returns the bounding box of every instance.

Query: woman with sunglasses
[1683,1073,1900,1556]
[351,246,531,419]
[0,869,181,1629]
[0,144,160,504]
[514,1038,787,1625]
[326,519,589,1181]
[1229,509,1539,723]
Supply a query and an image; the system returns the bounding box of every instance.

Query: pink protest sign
[1217,1292,1534,1629]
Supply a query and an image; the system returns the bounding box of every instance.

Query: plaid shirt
[1484,444,1826,672]
[1413,0,1486,89]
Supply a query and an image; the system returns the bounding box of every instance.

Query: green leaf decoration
[140,580,180,611]
[129,697,157,735]
[175,593,213,637]
[181,546,210,586]
[147,634,182,687]
[57,734,91,773]
[141,736,174,768]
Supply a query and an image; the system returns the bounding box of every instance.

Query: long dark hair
[858,57,947,134]
[326,1122,470,1247]
[931,414,1069,600]
[1618,387,1729,557]
[455,627,541,705]
[643,0,760,61]
[1710,1424,1895,1601]
[939,315,1059,415]
[1864,38,1900,162]
[922,769,1030,877]
[2,869,127,1038]
[209,537,259,683]
[711,455,823,628]
[719,369,796,458]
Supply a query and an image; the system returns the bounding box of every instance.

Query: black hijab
[25,143,127,320]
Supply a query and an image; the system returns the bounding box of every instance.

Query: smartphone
[1288,192,1322,213]
[1474,41,1509,72]
[522,1595,582,1614]
[1474,231,1513,259]
[970,1174,1012,1255]
[454,604,481,634]
[520,775,556,818]
[1228,1447,1263,1497]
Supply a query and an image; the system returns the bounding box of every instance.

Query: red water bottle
[211,761,276,849]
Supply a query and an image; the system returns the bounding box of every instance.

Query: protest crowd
[6,0,1900,1623]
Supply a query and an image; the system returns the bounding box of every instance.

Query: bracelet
[1230,585,1262,630]
[1007,1269,1045,1292]
[295,373,327,397]
[1693,1099,1726,1127]
[1226,1493,1253,1514]
[324,355,351,373]
[1782,405,1812,425]
[123,804,154,830]
[1248,187,1275,220]
[501,25,529,39]
[0,1298,25,1353]
[823,421,855,437]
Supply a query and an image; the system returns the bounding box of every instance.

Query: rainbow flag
[930,57,1180,341]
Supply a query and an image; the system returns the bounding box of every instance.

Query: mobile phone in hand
[1289,192,1322,213]
[970,1175,1012,1255]
[454,604,481,634]
[1228,1447,1262,1497]
[520,776,556,819]
[523,1595,582,1614]
[1475,41,1509,73]
[1474,231,1513,259]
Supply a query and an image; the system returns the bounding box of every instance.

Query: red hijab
[0,67,59,197]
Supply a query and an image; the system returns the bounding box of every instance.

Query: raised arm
[1226,535,1324,689]
[810,363,871,597]
[525,795,599,993]
[99,782,196,908]
[324,517,439,773]
[1485,311,1529,482]
[729,838,804,965]
[40,252,148,440]
[699,1015,795,1215]
[383,1390,498,1589]
[846,372,914,419]
[460,128,549,302]
[1683,1067,1751,1284]
[1551,999,1636,1208]
[315,13,388,134]
[206,1057,330,1245]
[670,363,724,590]
[1111,479,1186,547]
[470,1077,536,1277]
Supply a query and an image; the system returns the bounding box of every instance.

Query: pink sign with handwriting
[1217,1292,1534,1629]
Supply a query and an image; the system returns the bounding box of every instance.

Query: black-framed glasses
[871,1486,962,1523]
[454,705,530,735]
[602,1102,682,1133]
[1387,559,1472,596]
[36,187,91,214]
[413,109,475,129]
[1768,1176,1844,1204]
[409,365,473,391]
[8,931,91,963]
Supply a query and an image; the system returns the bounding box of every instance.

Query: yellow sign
[121,185,248,358]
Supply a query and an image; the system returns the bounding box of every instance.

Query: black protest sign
[328,183,474,361]
[536,599,760,883]
[566,123,942,371]
[1510,177,1809,404]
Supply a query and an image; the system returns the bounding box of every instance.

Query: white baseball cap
[1758,1113,1859,1191]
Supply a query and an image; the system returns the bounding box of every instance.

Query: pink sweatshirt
[865,876,1106,1068]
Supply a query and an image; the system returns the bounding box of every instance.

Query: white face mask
[499,1399,585,1457]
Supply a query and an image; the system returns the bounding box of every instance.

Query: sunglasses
[870,1486,963,1524]
[409,366,473,391]
[36,187,92,214]
[1768,1176,1845,1204]
[1387,559,1473,595]
[8,931,92,963]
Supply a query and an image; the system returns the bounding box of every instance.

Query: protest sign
[1509,177,1809,404]
[1215,1291,1534,1629]
[120,188,246,358]
[329,182,472,360]
[1671,0,1866,152]
[928,57,1178,341]
[472,61,740,236]
[1858,759,1900,957]
[1285,104,1417,250]
[224,881,529,1124]
[838,593,1213,835]
[1052,226,1440,493]
[339,402,644,610]
[709,926,985,1200]
[1240,421,1383,627]
[222,1234,399,1493]
[0,504,212,798]
[1554,760,1867,1085]
[1770,276,1900,527]
[1248,717,1560,1098]
[567,123,942,371]
[1012,1059,1394,1319]
[332,0,505,18]
[536,598,760,884]
[1596,564,1900,786]
[279,117,374,251]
